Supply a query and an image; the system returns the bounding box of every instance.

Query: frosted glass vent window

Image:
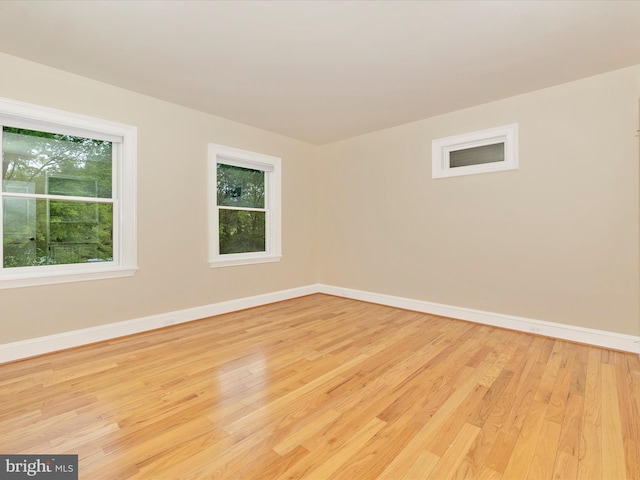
[449,143,504,168]
[432,124,518,178]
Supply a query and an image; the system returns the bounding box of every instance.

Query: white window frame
[208,143,281,268]
[432,123,518,179]
[0,97,137,289]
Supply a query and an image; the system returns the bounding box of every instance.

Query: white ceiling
[0,1,639,145]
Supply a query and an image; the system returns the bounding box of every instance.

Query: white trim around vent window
[432,123,518,179]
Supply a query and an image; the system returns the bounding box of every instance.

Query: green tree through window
[217,163,265,254]
[208,143,280,268]
[2,127,114,267]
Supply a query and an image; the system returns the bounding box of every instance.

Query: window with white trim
[208,144,281,268]
[0,97,137,289]
[432,123,518,179]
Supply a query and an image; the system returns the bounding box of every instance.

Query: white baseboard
[1,283,639,363]
[0,285,318,364]
[317,284,640,354]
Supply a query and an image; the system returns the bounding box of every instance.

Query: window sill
[0,265,138,289]
[209,254,282,268]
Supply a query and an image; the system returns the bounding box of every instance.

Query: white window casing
[432,123,518,179]
[0,97,137,289]
[208,143,282,268]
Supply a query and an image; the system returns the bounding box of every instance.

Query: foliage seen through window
[2,127,113,267]
[216,163,266,254]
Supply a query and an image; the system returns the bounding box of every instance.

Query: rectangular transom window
[0,97,137,289]
[208,144,281,268]
[432,123,518,178]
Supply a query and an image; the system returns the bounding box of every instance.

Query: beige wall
[318,65,640,336]
[1,52,639,343]
[0,53,319,343]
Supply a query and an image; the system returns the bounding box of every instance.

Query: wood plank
[528,419,561,480]
[400,450,440,480]
[297,417,386,480]
[551,451,579,480]
[576,347,602,480]
[601,363,627,480]
[482,355,545,473]
[616,358,640,480]
[376,355,497,479]
[426,422,481,479]
[501,399,547,479]
[0,294,638,479]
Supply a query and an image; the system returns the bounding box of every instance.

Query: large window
[0,98,137,288]
[208,144,281,268]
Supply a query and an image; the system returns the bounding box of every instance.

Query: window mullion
[218,205,266,213]
[1,192,114,204]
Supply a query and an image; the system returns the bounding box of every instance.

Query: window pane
[219,209,265,254]
[3,197,113,267]
[449,143,504,168]
[217,164,264,208]
[2,127,112,198]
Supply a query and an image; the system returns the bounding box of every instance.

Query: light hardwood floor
[1,294,639,479]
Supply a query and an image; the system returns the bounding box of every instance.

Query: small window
[208,144,281,268]
[432,124,518,178]
[0,97,137,289]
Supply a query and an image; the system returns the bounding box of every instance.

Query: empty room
[0,1,639,479]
